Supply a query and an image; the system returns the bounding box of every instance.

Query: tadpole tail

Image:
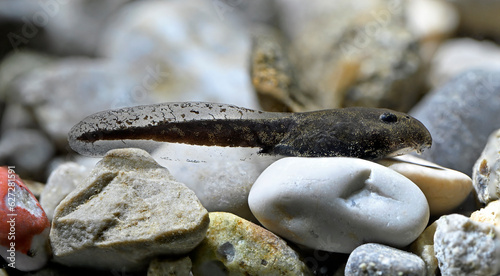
[68,102,291,157]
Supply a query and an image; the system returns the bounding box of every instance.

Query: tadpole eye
[379,112,398,123]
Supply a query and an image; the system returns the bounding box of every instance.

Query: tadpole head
[374,109,432,158]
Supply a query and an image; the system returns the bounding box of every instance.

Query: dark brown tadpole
[68,102,432,160]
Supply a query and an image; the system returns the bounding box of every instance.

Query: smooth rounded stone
[0,128,55,179]
[472,128,500,204]
[410,69,500,175]
[409,222,439,276]
[12,58,154,145]
[345,243,425,276]
[50,148,209,271]
[434,214,500,276]
[470,200,500,227]
[0,167,50,271]
[249,157,430,253]
[98,0,259,109]
[147,256,192,276]
[153,143,279,221]
[276,0,423,111]
[39,162,89,221]
[429,39,500,89]
[377,154,472,215]
[190,212,312,276]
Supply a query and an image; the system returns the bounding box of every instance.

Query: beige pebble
[378,155,472,215]
[471,200,500,227]
[409,222,438,276]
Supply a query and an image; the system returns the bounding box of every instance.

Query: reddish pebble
[0,166,50,271]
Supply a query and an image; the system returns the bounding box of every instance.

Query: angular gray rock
[345,243,425,276]
[50,148,209,271]
[410,69,500,175]
[434,214,500,276]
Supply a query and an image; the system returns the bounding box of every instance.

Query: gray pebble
[345,243,425,276]
[434,214,500,276]
[410,69,500,175]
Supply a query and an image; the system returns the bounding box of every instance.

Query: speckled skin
[68,102,432,159]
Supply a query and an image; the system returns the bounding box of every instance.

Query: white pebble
[248,157,429,253]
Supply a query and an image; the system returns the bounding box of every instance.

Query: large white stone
[248,157,429,253]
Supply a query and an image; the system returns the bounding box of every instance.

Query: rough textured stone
[147,256,192,276]
[249,157,429,253]
[410,69,500,175]
[250,25,316,112]
[345,243,425,276]
[154,144,278,222]
[50,148,209,271]
[190,212,312,276]
[378,154,472,215]
[40,162,89,221]
[434,214,500,276]
[471,200,500,227]
[98,0,259,109]
[276,0,423,111]
[472,128,500,204]
[409,222,439,276]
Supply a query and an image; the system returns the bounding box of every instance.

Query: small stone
[471,200,500,227]
[0,128,55,179]
[190,212,312,276]
[39,162,89,221]
[345,243,425,276]
[0,167,50,271]
[429,39,500,89]
[249,157,429,253]
[50,148,209,271]
[409,222,439,276]
[378,155,472,215]
[98,0,259,109]
[153,144,278,221]
[410,69,500,175]
[472,128,500,204]
[276,0,423,111]
[148,256,192,276]
[434,214,500,276]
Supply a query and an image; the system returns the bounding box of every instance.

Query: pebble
[472,128,500,204]
[470,199,500,227]
[276,0,422,111]
[409,222,439,276]
[147,256,192,276]
[153,144,278,222]
[98,0,259,109]
[0,166,50,271]
[12,58,154,145]
[377,154,472,215]
[248,157,429,253]
[434,214,500,276]
[0,128,55,179]
[190,212,312,276]
[39,162,89,221]
[50,148,209,271]
[429,38,500,89]
[345,243,425,276]
[410,69,500,175]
